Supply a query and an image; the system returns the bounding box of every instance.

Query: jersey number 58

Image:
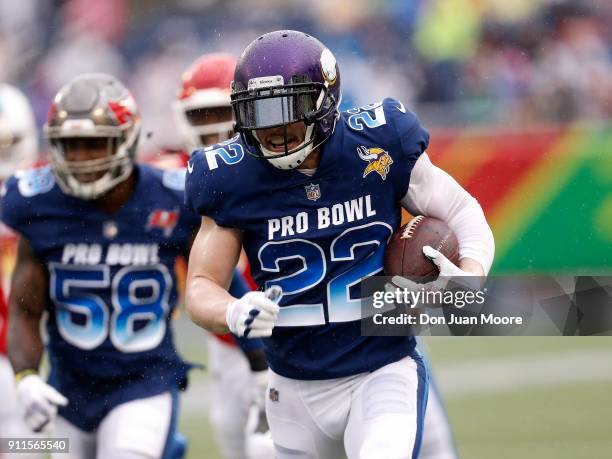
[49,264,172,352]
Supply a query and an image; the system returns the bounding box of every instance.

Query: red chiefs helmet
[175,53,236,152]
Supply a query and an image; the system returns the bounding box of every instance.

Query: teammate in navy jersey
[185,31,495,458]
[0,74,198,459]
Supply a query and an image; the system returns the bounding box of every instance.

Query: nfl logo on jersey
[305,183,321,201]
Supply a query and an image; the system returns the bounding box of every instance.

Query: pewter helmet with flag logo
[44,73,141,200]
[231,30,341,170]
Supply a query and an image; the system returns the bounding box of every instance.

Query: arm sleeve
[400,153,495,274]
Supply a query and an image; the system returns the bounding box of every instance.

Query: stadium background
[1,0,611,457]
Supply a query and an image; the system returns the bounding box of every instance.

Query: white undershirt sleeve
[400,153,495,275]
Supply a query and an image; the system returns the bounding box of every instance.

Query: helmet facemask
[231,76,338,170]
[48,124,139,200]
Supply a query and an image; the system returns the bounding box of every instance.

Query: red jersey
[0,223,15,356]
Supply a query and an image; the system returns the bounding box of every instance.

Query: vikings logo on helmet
[320,49,337,84]
[357,146,394,180]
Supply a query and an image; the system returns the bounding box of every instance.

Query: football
[384,216,460,279]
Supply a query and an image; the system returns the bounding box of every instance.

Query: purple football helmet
[231,30,341,169]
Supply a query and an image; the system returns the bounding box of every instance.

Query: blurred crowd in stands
[1,0,610,151]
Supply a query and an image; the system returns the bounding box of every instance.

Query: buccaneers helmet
[231,30,341,169]
[176,53,236,152]
[44,73,141,200]
[0,84,38,180]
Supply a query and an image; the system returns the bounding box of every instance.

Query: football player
[1,74,198,459]
[184,30,494,458]
[175,53,273,459]
[0,83,42,456]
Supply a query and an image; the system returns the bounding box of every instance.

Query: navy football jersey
[185,98,429,380]
[1,164,200,429]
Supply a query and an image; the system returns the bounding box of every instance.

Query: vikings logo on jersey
[357,146,394,180]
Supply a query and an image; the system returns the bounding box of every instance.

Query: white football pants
[52,391,180,459]
[266,354,428,459]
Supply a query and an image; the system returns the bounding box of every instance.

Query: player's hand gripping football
[226,286,283,338]
[422,245,471,277]
[390,245,481,295]
[16,373,69,432]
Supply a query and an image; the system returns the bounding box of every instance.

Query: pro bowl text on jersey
[267,194,377,240]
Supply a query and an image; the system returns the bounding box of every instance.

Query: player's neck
[93,171,137,214]
[297,147,321,170]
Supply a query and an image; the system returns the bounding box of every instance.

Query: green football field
[174,323,612,458]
